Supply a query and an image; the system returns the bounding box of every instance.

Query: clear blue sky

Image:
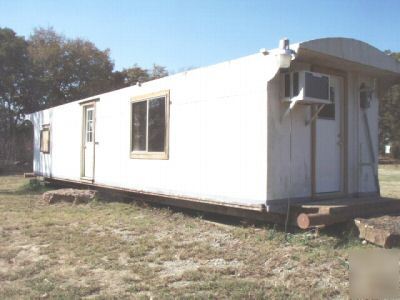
[1,0,399,72]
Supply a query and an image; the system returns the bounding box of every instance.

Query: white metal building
[29,38,400,214]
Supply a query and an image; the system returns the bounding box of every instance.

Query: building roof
[291,38,400,79]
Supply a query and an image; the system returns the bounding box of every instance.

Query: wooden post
[297,213,334,229]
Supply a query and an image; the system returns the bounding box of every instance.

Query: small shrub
[18,178,47,194]
[29,179,42,190]
[392,143,400,159]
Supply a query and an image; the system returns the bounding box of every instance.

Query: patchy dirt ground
[0,166,398,298]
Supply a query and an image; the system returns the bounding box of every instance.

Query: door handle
[337,133,342,145]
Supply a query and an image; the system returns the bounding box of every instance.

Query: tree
[27,28,63,109]
[28,27,115,108]
[379,51,400,158]
[112,63,169,89]
[62,38,115,100]
[113,64,150,89]
[150,64,168,80]
[0,27,32,162]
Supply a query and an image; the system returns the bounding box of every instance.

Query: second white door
[83,106,95,179]
[315,75,343,194]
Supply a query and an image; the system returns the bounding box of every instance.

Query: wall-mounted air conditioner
[281,71,331,104]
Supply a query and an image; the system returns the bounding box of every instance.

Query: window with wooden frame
[130,90,169,159]
[40,125,50,153]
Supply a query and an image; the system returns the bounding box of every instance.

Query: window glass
[131,93,168,158]
[86,109,94,142]
[319,86,335,120]
[148,97,166,152]
[87,131,92,143]
[293,72,299,97]
[87,110,93,121]
[284,73,290,97]
[132,101,147,151]
[40,128,50,153]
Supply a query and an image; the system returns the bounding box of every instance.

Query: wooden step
[299,197,396,215]
[297,198,400,229]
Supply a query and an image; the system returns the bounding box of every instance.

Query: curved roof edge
[292,37,400,75]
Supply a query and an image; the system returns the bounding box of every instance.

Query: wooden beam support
[298,200,400,229]
[44,177,286,224]
[42,176,400,229]
[297,213,331,229]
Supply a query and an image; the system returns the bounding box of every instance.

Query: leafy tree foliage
[28,28,115,109]
[150,64,169,80]
[379,51,400,158]
[113,64,150,89]
[113,63,169,89]
[0,28,32,162]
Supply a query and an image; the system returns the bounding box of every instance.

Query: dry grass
[0,166,398,299]
[379,164,400,198]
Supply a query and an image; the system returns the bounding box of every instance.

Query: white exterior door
[83,106,95,179]
[315,76,343,194]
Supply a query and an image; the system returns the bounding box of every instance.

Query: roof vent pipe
[279,38,290,50]
[277,38,294,69]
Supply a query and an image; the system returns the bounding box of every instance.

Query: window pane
[41,129,50,153]
[284,73,290,97]
[319,104,335,120]
[293,72,299,97]
[44,130,49,152]
[319,86,335,120]
[148,97,166,152]
[40,131,44,151]
[132,101,147,151]
[87,109,93,121]
[87,131,93,143]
